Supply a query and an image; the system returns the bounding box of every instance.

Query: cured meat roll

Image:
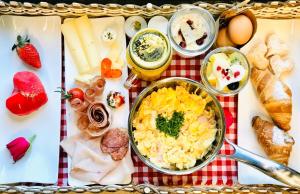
[90,76,106,96]
[86,102,111,137]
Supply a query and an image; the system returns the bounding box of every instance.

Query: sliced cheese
[107,41,122,61]
[62,19,90,74]
[108,41,124,69]
[75,74,96,86]
[74,15,101,71]
[112,56,124,69]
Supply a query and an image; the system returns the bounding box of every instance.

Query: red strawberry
[12,35,42,69]
[6,71,48,116]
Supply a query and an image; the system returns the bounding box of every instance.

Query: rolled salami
[86,102,111,137]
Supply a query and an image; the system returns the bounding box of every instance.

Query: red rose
[6,135,36,163]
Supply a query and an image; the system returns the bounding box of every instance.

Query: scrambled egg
[133,86,218,170]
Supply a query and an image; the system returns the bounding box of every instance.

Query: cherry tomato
[56,87,84,102]
[67,88,84,101]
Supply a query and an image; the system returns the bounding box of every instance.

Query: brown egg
[228,15,253,45]
[216,27,236,47]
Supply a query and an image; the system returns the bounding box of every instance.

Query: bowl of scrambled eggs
[128,77,226,175]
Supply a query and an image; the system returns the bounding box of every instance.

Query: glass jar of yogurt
[200,47,250,96]
[167,7,217,58]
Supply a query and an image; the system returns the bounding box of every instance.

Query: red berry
[12,35,41,69]
[196,33,208,45]
[186,20,193,25]
[196,38,204,45]
[179,41,186,48]
[226,76,230,80]
[178,30,182,36]
[217,66,221,71]
[186,20,195,30]
[234,71,240,78]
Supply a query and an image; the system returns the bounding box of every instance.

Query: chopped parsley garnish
[155,111,184,138]
[106,32,113,40]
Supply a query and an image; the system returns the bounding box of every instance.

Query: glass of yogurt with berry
[168,7,217,58]
[200,47,250,96]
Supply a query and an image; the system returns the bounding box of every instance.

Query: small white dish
[125,16,147,38]
[148,16,168,35]
[0,15,62,184]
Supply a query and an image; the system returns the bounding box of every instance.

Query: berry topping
[195,33,208,46]
[186,19,193,26]
[186,20,194,29]
[196,38,204,45]
[234,71,240,78]
[227,82,240,90]
[196,33,208,46]
[178,30,182,36]
[179,41,186,48]
[226,76,230,80]
[217,66,221,71]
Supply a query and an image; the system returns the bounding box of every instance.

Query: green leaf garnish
[155,111,184,138]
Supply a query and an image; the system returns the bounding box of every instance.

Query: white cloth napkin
[60,132,134,184]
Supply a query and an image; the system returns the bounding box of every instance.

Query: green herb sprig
[156,111,184,138]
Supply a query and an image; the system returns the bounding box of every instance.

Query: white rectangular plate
[0,16,62,184]
[64,16,132,186]
[238,19,300,185]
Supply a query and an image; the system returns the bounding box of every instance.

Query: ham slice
[60,132,134,184]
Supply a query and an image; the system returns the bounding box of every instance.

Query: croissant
[251,67,292,131]
[269,55,294,78]
[252,116,294,165]
[266,34,289,57]
[247,42,269,69]
[246,41,269,70]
